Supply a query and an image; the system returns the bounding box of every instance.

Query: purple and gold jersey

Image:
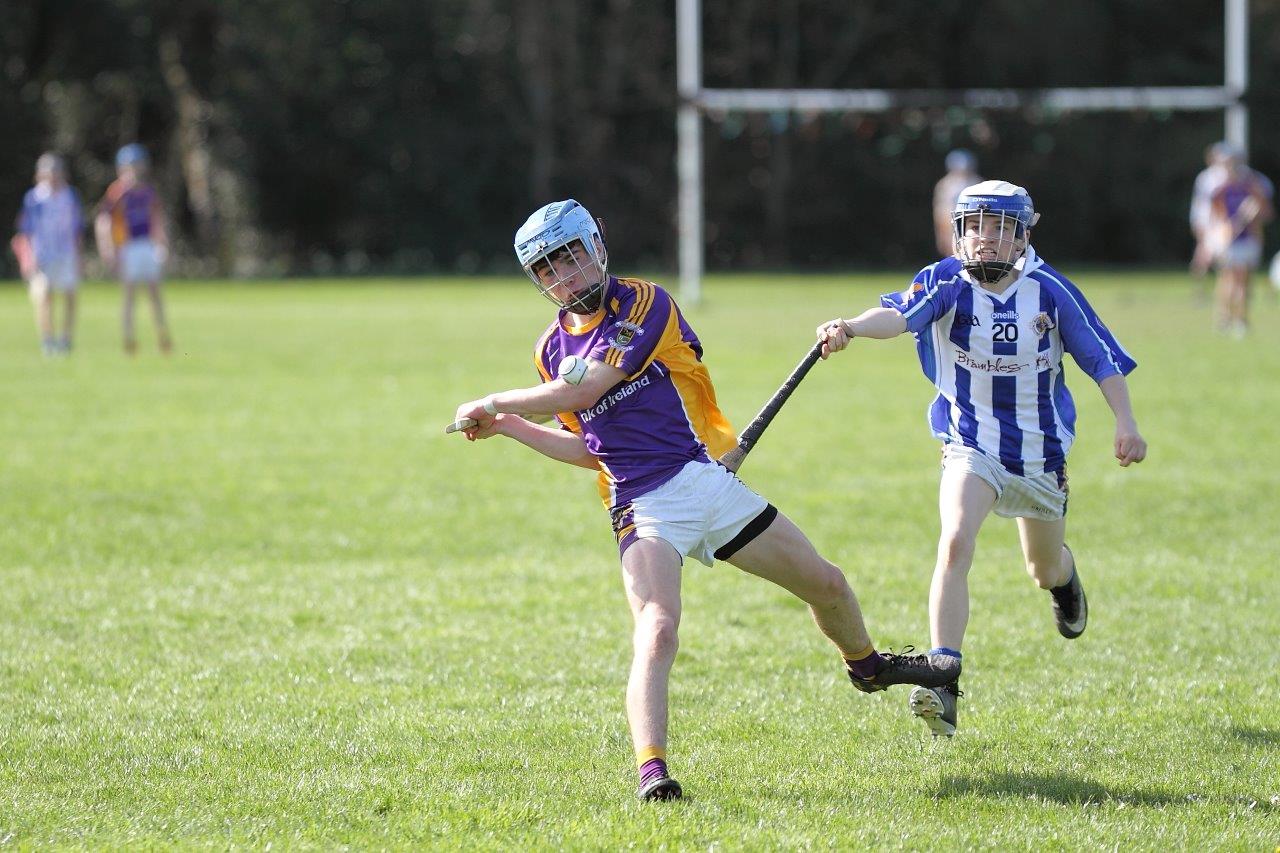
[534,276,737,509]
[101,179,158,244]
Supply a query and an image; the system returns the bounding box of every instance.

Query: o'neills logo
[990,309,1020,321]
[579,374,652,421]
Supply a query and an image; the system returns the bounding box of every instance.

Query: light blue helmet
[952,180,1040,283]
[513,199,609,313]
[116,143,149,168]
[945,148,977,173]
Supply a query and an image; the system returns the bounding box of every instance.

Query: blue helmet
[116,143,149,168]
[951,180,1039,283]
[945,149,977,173]
[513,199,609,313]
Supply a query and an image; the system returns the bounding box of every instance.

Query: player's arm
[1097,374,1146,467]
[817,308,907,359]
[151,193,169,258]
[454,358,625,430]
[93,201,116,266]
[465,414,598,469]
[12,206,35,279]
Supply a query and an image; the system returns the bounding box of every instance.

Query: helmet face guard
[514,200,609,313]
[952,183,1039,284]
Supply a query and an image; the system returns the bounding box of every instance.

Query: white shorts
[1215,238,1262,270]
[942,443,1068,521]
[120,239,163,283]
[612,459,772,566]
[30,255,80,295]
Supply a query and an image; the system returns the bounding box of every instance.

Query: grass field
[1,273,1277,849]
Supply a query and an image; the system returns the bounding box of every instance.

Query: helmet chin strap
[964,259,1016,284]
[564,279,606,313]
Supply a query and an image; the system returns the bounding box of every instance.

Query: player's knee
[810,561,852,605]
[936,531,976,570]
[635,611,679,660]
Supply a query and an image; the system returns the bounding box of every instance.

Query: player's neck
[979,275,1016,295]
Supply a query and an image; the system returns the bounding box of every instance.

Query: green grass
[1,273,1277,849]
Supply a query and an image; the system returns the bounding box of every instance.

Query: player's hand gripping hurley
[445,418,478,434]
[718,341,825,473]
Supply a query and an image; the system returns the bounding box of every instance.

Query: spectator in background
[1189,142,1228,277]
[95,144,173,355]
[1207,145,1274,338]
[933,149,981,257]
[12,153,84,357]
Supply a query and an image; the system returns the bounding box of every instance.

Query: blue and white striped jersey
[881,247,1136,477]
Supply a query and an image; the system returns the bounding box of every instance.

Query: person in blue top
[13,153,84,356]
[816,181,1147,737]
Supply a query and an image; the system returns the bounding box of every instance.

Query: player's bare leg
[1016,516,1070,589]
[146,281,173,354]
[60,291,77,353]
[911,469,993,737]
[620,537,683,800]
[31,281,54,355]
[725,511,871,656]
[1230,270,1250,335]
[122,282,138,354]
[1018,516,1086,638]
[727,510,960,692]
[929,469,996,652]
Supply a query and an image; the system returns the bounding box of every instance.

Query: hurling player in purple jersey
[817,181,1147,738]
[95,144,173,356]
[1206,145,1274,338]
[454,199,959,801]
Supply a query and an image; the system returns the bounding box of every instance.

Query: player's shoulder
[914,256,964,287]
[1029,260,1082,299]
[605,276,671,316]
[534,317,560,354]
[100,179,126,204]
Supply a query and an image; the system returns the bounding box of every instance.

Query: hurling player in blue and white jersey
[816,181,1147,737]
[14,153,84,356]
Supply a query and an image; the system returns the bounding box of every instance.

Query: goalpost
[675,0,1251,305]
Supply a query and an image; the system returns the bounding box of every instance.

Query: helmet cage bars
[951,184,1039,284]
[514,200,609,314]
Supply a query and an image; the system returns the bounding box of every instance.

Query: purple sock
[639,758,669,785]
[846,651,884,679]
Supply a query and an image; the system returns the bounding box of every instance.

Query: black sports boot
[847,647,962,694]
[1050,545,1088,639]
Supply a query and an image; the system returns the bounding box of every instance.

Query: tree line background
[3,0,1279,277]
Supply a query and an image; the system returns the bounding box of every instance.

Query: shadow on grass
[1231,726,1280,747]
[938,773,1180,808]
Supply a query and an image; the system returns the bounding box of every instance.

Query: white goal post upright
[675,0,1251,305]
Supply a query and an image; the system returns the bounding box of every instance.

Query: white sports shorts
[29,255,80,295]
[942,443,1068,521]
[612,459,773,566]
[1215,238,1262,271]
[120,238,163,283]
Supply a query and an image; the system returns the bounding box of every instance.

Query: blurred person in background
[933,149,981,257]
[12,153,84,356]
[95,144,173,355]
[1189,142,1229,279]
[1206,145,1274,337]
